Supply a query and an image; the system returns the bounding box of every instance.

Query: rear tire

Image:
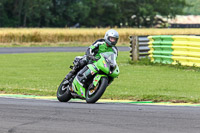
[57,79,72,102]
[86,77,108,103]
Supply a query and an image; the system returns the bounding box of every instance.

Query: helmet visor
[108,37,118,45]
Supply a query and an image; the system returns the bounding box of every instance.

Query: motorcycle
[57,52,120,103]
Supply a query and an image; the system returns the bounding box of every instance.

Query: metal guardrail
[129,36,150,61]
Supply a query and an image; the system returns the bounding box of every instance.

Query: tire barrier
[129,36,150,61]
[148,35,200,67]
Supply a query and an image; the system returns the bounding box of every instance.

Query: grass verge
[1,52,200,103]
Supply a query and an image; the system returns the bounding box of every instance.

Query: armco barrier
[148,35,200,67]
[129,36,150,61]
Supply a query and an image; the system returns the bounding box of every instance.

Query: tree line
[0,0,189,28]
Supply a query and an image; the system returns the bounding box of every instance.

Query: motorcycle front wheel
[57,78,72,102]
[86,77,108,103]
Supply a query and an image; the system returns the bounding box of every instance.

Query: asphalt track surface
[0,46,129,54]
[0,97,200,133]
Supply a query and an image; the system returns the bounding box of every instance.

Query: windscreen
[101,52,117,66]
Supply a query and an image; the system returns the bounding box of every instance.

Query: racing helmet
[104,29,119,46]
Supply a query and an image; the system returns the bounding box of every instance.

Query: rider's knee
[73,56,87,70]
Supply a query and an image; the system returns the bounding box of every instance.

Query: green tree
[0,0,20,27]
[119,0,188,27]
[0,0,8,27]
[184,0,200,15]
[82,0,121,27]
[0,0,189,27]
[50,0,91,27]
[20,0,53,27]
[0,0,53,27]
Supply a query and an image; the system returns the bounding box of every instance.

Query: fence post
[129,36,139,61]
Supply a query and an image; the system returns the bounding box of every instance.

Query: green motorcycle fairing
[95,52,120,78]
[72,63,99,98]
[72,52,120,98]
[72,78,86,98]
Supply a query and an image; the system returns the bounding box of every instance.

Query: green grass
[1,52,200,103]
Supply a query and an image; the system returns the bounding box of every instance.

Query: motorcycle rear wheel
[86,77,108,103]
[57,78,72,102]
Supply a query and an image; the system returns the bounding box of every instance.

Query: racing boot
[65,55,88,81]
[76,66,96,87]
[65,69,76,80]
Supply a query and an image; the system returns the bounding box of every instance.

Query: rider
[65,29,119,85]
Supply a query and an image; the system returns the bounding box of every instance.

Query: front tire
[86,77,108,103]
[57,79,72,102]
